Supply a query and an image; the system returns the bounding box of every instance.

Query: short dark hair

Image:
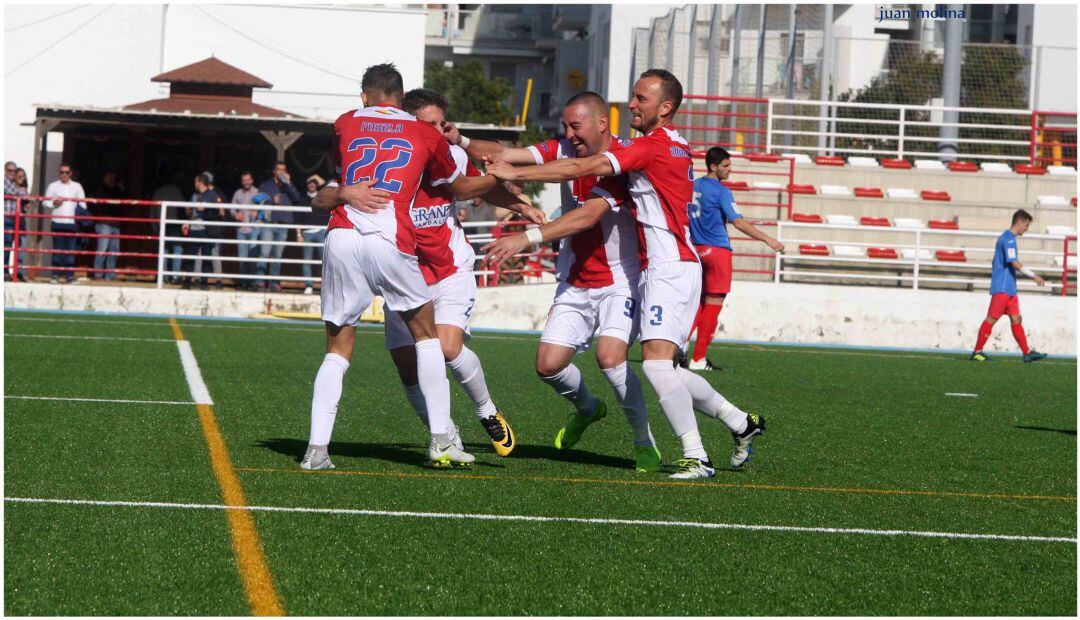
[565,90,607,109]
[239,170,253,179]
[362,63,404,99]
[705,147,731,170]
[1012,209,1033,225]
[402,88,448,115]
[639,69,683,115]
[196,172,213,186]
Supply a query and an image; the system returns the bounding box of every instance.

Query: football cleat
[480,412,516,457]
[687,357,721,371]
[300,444,335,470]
[669,457,715,480]
[554,401,607,450]
[731,413,766,469]
[1023,350,1048,363]
[429,427,475,468]
[970,351,993,362]
[634,444,662,473]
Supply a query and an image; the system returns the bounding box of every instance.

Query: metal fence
[775,221,1076,294]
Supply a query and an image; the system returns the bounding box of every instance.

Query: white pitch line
[946,393,979,398]
[175,340,214,405]
[4,395,195,405]
[4,496,1075,544]
[4,333,174,342]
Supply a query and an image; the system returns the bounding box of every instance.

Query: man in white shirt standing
[43,163,86,283]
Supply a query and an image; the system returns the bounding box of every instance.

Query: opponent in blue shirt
[971,209,1048,362]
[684,147,784,371]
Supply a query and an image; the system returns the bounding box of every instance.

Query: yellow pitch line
[170,319,284,616]
[233,466,1075,503]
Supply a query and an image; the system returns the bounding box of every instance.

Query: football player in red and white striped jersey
[483,71,767,479]
[379,89,547,458]
[457,92,661,472]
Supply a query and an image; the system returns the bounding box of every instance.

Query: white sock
[601,362,655,446]
[309,353,349,446]
[641,359,707,460]
[678,429,708,462]
[540,363,599,415]
[415,339,452,435]
[447,347,498,419]
[676,367,748,434]
[403,383,428,428]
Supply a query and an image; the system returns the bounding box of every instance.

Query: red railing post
[491,221,502,287]
[1063,236,1073,297]
[10,196,21,279]
[1029,110,1038,165]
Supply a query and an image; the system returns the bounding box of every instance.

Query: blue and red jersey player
[684,147,784,371]
[971,209,1048,362]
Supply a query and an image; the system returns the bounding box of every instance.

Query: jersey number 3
[345,137,414,192]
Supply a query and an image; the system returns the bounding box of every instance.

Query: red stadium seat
[947,161,978,172]
[788,183,816,194]
[1073,197,1077,207]
[815,155,845,166]
[854,187,884,198]
[747,153,782,163]
[867,247,899,259]
[860,216,891,227]
[1014,164,1046,175]
[799,244,829,256]
[928,219,959,230]
[921,190,951,201]
[882,159,913,169]
[792,212,823,223]
[935,250,967,262]
[723,181,750,191]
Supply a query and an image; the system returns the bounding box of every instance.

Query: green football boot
[554,401,607,449]
[634,444,662,473]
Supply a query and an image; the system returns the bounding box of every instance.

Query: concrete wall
[4,4,426,187]
[6,279,1075,355]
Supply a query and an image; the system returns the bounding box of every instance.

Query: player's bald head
[564,91,608,118]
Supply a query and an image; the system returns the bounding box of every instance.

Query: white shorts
[540,281,639,351]
[321,228,431,327]
[638,261,702,345]
[384,269,477,350]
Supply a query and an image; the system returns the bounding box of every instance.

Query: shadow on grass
[507,443,635,470]
[1014,425,1077,436]
[255,437,503,469]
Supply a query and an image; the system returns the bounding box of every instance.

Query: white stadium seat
[848,156,879,168]
[980,162,1012,173]
[1045,225,1077,236]
[893,218,926,229]
[900,248,933,261]
[832,245,864,258]
[1047,165,1077,176]
[914,159,946,170]
[820,184,852,196]
[1037,195,1069,206]
[825,214,858,226]
[753,181,783,190]
[886,187,918,199]
[788,153,813,164]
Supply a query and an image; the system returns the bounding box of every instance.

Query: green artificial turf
[4,310,1076,615]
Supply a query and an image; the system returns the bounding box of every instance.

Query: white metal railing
[155,201,512,287]
[774,221,1075,292]
[766,98,1037,161]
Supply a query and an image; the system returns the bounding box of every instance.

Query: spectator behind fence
[295,173,329,295]
[201,172,226,289]
[89,171,127,281]
[43,163,86,283]
[231,171,260,291]
[152,173,185,285]
[182,172,224,290]
[4,161,28,281]
[257,161,300,292]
